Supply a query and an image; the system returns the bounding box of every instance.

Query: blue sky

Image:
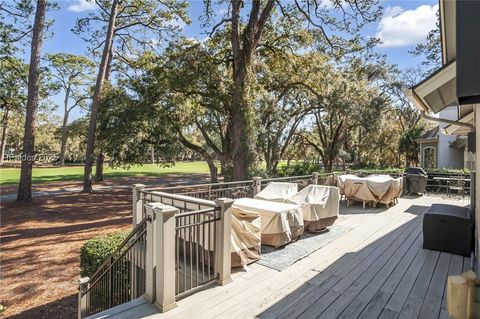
[31,0,439,121]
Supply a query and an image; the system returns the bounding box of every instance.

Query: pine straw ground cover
[0,190,132,319]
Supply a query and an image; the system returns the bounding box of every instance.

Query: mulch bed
[0,190,132,318]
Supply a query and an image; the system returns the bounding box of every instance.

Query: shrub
[277,161,323,177]
[80,231,129,277]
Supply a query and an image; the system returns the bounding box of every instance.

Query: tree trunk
[59,115,70,167]
[206,157,218,183]
[0,109,10,166]
[230,73,254,181]
[17,0,47,202]
[95,151,104,182]
[151,145,155,164]
[82,0,119,193]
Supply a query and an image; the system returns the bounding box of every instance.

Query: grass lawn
[0,161,210,185]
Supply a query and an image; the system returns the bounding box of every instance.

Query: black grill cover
[404,167,427,176]
[404,167,428,195]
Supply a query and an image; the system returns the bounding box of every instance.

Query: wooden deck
[94,194,471,319]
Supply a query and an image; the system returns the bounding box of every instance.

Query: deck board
[97,195,469,319]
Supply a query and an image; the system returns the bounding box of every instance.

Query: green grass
[0,162,210,185]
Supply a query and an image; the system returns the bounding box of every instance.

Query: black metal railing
[140,190,218,215]
[175,206,221,298]
[138,190,222,298]
[145,180,254,201]
[425,172,471,194]
[81,217,149,317]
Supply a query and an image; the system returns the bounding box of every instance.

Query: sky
[21,0,440,121]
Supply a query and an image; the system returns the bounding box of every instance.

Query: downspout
[420,110,475,132]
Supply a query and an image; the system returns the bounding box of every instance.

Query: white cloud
[68,0,97,12]
[376,4,438,47]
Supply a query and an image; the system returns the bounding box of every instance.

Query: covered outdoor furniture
[337,174,358,200]
[231,208,262,268]
[423,204,473,257]
[232,198,304,248]
[338,174,403,209]
[286,185,340,232]
[254,182,298,203]
[404,167,428,195]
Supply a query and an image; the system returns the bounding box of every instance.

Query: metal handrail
[141,190,218,208]
[144,179,254,192]
[84,225,148,293]
[85,216,150,285]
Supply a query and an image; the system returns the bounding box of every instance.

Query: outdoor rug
[257,225,352,271]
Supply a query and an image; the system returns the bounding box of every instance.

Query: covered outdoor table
[231,208,262,268]
[232,198,304,247]
[339,174,403,208]
[254,182,298,203]
[286,185,340,232]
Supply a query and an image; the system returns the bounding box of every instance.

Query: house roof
[444,111,474,136]
[417,126,439,142]
[406,60,456,113]
[450,136,467,149]
[406,0,458,114]
[439,0,456,64]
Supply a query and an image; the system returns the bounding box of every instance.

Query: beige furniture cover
[254,182,298,203]
[286,185,340,232]
[232,198,304,248]
[339,175,403,206]
[231,208,262,268]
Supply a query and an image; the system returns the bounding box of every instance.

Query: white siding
[437,106,464,168]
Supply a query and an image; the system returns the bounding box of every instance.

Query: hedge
[80,231,129,277]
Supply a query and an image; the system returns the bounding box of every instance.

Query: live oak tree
[46,53,94,166]
[203,0,382,180]
[297,58,389,172]
[73,0,189,192]
[0,58,28,165]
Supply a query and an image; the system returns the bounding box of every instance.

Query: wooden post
[214,198,234,285]
[312,172,319,185]
[131,184,146,228]
[252,177,262,195]
[78,277,89,319]
[144,202,178,312]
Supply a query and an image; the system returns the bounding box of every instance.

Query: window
[423,147,436,169]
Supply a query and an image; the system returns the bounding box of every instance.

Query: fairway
[0,162,210,185]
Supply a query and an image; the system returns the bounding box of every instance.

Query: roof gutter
[420,110,475,132]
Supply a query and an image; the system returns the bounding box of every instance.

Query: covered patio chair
[254,182,298,203]
[231,208,262,268]
[232,198,304,247]
[286,185,340,232]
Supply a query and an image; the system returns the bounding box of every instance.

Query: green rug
[257,225,352,271]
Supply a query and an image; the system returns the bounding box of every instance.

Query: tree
[74,0,189,192]
[17,0,47,202]
[297,58,389,172]
[46,53,94,166]
[409,10,441,75]
[399,127,423,167]
[0,57,28,165]
[0,0,36,55]
[203,0,382,180]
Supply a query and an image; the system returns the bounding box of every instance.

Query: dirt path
[0,174,210,318]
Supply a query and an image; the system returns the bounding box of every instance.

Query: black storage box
[423,204,473,257]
